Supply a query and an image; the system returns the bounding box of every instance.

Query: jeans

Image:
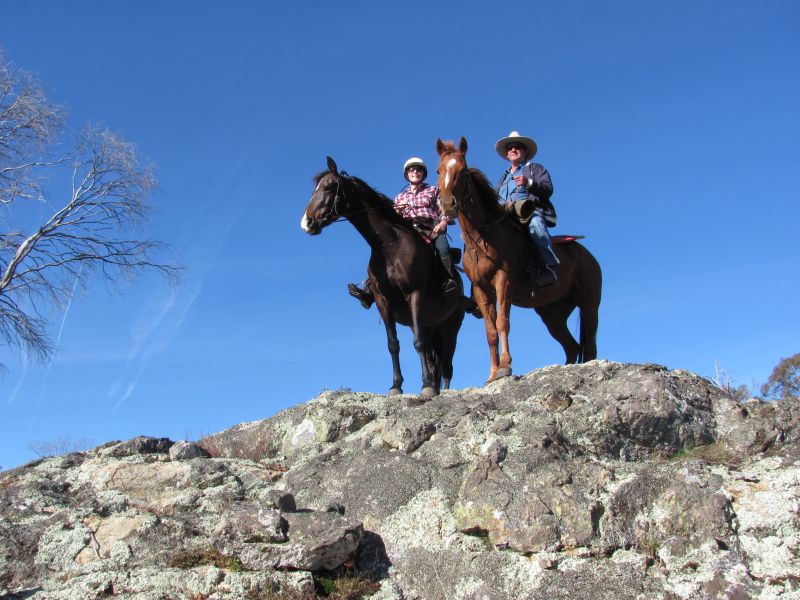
[528,212,559,267]
[433,233,450,257]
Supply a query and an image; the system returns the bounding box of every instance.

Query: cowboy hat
[495,131,537,159]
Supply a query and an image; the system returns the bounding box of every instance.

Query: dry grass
[248,566,380,600]
[670,443,738,466]
[317,573,380,599]
[168,546,242,572]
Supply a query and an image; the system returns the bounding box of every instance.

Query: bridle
[443,157,509,232]
[319,172,372,224]
[443,155,511,266]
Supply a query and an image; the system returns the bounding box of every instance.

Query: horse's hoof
[388,387,403,396]
[486,367,512,383]
[421,386,438,398]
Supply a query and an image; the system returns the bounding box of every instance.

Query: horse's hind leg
[409,292,438,397]
[437,308,465,390]
[578,304,599,362]
[535,296,580,364]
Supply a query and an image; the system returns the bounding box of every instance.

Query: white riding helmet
[403,157,427,181]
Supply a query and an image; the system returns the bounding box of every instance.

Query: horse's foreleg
[494,273,513,379]
[382,317,403,395]
[474,286,501,382]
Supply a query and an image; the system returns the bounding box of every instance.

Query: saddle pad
[552,235,585,244]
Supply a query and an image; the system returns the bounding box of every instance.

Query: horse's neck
[459,177,497,240]
[347,198,406,255]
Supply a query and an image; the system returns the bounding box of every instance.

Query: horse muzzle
[300,214,322,235]
[440,198,458,219]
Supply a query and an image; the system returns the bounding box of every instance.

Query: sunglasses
[506,144,524,152]
[406,166,425,173]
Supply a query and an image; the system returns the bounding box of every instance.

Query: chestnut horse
[301,157,465,397]
[436,138,601,383]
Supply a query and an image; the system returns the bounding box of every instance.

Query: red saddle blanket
[552,235,585,244]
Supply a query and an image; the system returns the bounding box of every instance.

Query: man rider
[494,131,559,287]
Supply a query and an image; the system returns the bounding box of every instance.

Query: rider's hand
[513,175,527,187]
[433,220,447,235]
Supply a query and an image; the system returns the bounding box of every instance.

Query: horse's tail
[573,243,602,363]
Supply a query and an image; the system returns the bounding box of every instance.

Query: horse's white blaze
[300,213,311,232]
[444,158,457,189]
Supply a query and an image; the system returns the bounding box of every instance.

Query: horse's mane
[313,170,417,234]
[467,167,503,215]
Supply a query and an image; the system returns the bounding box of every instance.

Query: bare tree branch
[0,51,65,207]
[0,49,180,362]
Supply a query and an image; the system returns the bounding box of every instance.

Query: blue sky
[1,1,798,469]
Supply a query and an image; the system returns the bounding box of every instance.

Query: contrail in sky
[26,269,82,428]
[7,351,29,404]
[108,151,255,411]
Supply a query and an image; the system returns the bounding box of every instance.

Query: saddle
[552,235,585,244]
[410,223,462,263]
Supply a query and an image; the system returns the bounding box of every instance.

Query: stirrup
[347,283,373,309]
[443,278,458,298]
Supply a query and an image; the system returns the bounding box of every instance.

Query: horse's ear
[435,138,445,157]
[326,156,338,175]
[459,137,468,154]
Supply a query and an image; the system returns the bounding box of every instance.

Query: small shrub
[28,435,94,458]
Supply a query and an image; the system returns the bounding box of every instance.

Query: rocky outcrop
[1,361,798,599]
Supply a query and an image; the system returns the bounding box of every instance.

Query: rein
[450,167,510,265]
[326,173,376,223]
[324,174,417,240]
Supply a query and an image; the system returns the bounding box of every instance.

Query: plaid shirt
[394,183,450,228]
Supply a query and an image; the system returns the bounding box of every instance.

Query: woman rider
[348,157,458,308]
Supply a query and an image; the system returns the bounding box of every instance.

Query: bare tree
[29,435,94,458]
[0,50,179,362]
[711,361,751,403]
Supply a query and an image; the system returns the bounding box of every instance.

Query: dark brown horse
[301,157,465,397]
[436,138,602,383]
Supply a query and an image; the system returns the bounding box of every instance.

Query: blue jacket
[495,161,557,228]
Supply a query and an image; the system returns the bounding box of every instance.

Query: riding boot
[347,281,374,309]
[525,250,557,288]
[439,253,459,299]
